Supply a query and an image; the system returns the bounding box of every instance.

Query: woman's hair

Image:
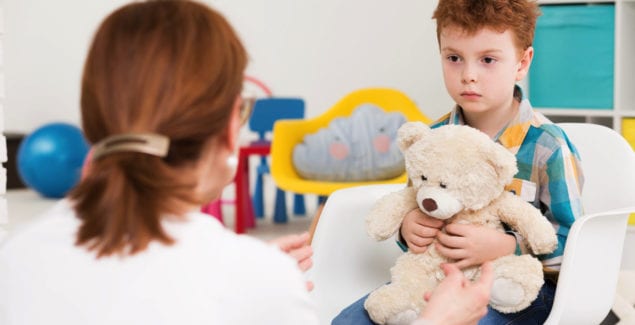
[70,0,247,257]
[433,0,541,54]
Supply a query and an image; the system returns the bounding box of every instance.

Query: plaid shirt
[432,87,584,270]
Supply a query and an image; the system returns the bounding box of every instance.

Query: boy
[333,0,584,324]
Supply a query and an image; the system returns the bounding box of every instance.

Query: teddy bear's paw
[528,235,558,255]
[386,309,419,325]
[490,278,525,310]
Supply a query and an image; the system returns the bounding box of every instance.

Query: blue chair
[249,97,306,223]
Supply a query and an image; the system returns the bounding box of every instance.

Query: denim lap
[331,293,375,325]
[332,282,556,325]
[478,281,556,325]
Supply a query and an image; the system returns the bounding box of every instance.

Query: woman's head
[81,0,246,163]
[72,0,247,257]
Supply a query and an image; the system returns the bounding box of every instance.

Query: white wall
[0,0,7,240]
[4,0,452,134]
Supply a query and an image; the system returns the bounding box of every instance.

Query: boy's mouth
[460,91,481,99]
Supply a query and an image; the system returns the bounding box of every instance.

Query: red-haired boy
[333,0,584,324]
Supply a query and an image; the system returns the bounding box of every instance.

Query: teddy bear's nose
[422,198,437,212]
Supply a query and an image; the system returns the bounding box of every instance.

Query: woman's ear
[225,98,242,152]
[516,46,534,82]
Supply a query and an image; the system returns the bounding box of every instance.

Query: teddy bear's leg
[365,279,436,325]
[489,255,545,313]
[364,254,438,325]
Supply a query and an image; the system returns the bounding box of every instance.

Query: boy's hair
[433,0,541,53]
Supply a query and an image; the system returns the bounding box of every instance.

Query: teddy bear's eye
[440,182,447,189]
[421,175,427,181]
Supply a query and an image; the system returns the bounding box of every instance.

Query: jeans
[332,281,556,325]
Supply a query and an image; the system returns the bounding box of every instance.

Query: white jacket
[0,200,318,324]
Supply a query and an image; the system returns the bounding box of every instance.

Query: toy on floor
[364,122,558,325]
[17,122,90,198]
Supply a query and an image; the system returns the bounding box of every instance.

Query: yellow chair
[270,87,430,199]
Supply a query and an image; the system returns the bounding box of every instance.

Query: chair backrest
[249,97,305,141]
[308,122,635,324]
[544,123,635,325]
[271,88,431,196]
[308,184,403,324]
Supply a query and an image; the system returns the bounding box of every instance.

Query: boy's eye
[421,175,427,181]
[447,55,461,63]
[482,57,496,64]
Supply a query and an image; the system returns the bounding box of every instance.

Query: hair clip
[91,133,170,161]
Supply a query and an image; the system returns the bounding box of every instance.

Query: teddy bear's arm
[494,192,558,255]
[366,187,419,241]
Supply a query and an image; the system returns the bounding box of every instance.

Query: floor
[2,185,317,242]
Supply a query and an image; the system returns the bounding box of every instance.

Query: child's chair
[305,123,635,324]
[249,97,306,223]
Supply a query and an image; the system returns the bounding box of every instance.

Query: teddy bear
[364,121,558,325]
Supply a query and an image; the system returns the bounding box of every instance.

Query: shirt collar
[446,85,537,153]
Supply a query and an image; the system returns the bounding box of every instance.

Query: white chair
[307,123,635,324]
[308,184,403,324]
[544,123,635,325]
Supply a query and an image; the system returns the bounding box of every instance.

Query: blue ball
[17,122,90,198]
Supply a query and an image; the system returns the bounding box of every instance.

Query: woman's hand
[418,262,494,325]
[400,209,444,253]
[269,232,314,291]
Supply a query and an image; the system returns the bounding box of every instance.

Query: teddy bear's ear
[397,121,430,151]
[486,142,519,184]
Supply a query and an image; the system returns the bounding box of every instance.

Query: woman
[0,1,492,324]
[1,1,315,324]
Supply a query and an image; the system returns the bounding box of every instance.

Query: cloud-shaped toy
[292,104,407,182]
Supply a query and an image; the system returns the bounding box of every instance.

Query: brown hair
[433,0,540,54]
[70,0,247,257]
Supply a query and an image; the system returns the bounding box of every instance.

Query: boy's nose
[461,65,477,84]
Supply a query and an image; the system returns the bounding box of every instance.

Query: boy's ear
[515,46,534,81]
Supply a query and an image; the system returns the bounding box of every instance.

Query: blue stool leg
[273,187,288,223]
[253,171,265,218]
[318,195,328,205]
[252,158,267,219]
[293,194,306,216]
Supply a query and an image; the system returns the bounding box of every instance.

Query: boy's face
[439,26,532,115]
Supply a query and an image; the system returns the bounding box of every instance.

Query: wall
[3,0,452,134]
[0,0,7,240]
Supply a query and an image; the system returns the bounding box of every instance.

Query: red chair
[202,97,305,234]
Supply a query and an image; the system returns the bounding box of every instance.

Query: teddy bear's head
[397,122,517,219]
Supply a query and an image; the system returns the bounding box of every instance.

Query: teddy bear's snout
[422,198,438,212]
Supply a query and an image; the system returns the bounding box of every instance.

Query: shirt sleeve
[537,134,584,267]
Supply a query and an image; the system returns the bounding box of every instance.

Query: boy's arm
[536,143,584,268]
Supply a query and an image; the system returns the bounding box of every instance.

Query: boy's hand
[434,223,516,269]
[400,208,444,254]
[269,232,314,291]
